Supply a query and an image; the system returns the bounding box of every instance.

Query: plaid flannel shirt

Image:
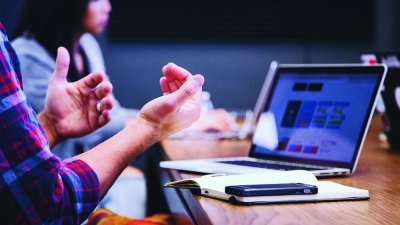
[0,23,100,225]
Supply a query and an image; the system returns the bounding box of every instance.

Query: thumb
[171,74,204,106]
[52,47,70,81]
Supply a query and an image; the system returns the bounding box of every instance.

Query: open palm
[42,47,113,142]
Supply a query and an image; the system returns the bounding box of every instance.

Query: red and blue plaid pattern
[0,23,100,225]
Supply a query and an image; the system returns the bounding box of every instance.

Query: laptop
[160,63,387,177]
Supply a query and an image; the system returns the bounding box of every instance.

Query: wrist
[130,116,164,144]
[37,110,60,148]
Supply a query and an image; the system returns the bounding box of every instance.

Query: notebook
[164,170,369,205]
[160,63,387,177]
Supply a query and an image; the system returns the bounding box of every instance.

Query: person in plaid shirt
[0,22,204,224]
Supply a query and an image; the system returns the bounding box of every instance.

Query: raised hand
[161,63,234,133]
[38,47,114,147]
[137,63,204,137]
[74,63,203,196]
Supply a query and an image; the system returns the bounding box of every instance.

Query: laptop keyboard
[218,160,327,171]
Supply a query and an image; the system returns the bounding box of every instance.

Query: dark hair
[13,0,90,81]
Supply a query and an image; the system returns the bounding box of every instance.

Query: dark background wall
[1,0,399,110]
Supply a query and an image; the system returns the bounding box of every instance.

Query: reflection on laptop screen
[252,71,379,163]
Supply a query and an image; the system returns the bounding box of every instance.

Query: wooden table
[160,115,400,225]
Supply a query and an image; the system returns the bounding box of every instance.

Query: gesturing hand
[38,47,114,148]
[137,63,204,138]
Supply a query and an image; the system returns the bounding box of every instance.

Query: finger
[162,64,171,78]
[52,47,70,81]
[98,110,111,127]
[168,80,179,93]
[163,63,192,82]
[162,63,178,81]
[80,71,106,89]
[161,75,189,94]
[169,74,204,108]
[98,97,114,112]
[176,80,185,86]
[94,81,113,100]
[160,77,171,94]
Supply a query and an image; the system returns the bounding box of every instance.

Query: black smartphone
[225,183,318,196]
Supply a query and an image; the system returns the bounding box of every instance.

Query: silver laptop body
[161,63,387,177]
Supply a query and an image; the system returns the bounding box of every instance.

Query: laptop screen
[250,65,386,169]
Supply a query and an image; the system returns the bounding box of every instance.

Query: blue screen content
[253,72,379,163]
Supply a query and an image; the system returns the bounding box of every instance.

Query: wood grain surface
[162,115,400,225]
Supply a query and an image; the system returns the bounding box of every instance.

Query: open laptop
[160,63,387,177]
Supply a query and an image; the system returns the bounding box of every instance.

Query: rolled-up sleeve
[56,159,100,224]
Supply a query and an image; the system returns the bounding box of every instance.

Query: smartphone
[225,183,318,196]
